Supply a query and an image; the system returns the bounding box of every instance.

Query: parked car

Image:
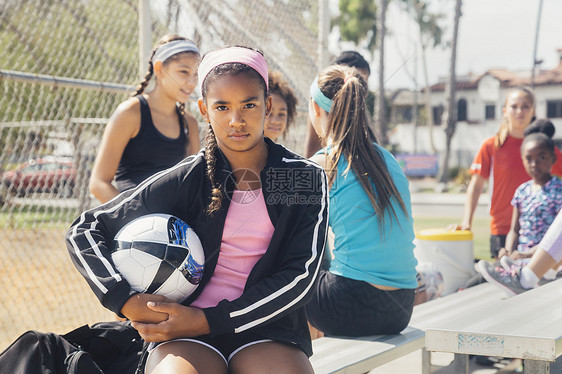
[0,157,77,198]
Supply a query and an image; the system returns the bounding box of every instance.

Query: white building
[389,48,562,170]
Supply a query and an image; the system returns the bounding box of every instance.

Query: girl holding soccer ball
[66,46,328,373]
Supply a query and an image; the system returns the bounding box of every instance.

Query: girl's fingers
[146,301,176,313]
[131,320,166,340]
[136,329,162,342]
[130,320,150,332]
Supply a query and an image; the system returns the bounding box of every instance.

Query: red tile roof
[429,61,562,91]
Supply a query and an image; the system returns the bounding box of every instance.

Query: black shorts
[490,234,506,259]
[305,270,414,337]
[147,328,302,364]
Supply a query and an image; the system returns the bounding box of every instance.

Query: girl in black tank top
[89,35,200,204]
[114,95,187,191]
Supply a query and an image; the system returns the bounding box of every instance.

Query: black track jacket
[65,138,328,356]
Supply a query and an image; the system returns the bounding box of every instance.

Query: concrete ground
[408,177,490,218]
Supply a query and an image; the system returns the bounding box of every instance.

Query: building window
[402,107,412,123]
[457,99,467,122]
[485,104,496,120]
[432,105,443,125]
[546,100,562,118]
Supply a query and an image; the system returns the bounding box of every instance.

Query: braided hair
[203,123,223,215]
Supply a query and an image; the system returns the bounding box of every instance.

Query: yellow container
[414,229,475,296]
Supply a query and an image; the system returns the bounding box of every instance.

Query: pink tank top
[191,189,274,309]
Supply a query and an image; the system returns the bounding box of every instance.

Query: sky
[353,0,562,89]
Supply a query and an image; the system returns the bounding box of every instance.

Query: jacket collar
[214,137,284,182]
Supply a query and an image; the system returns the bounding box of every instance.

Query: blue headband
[154,40,199,63]
[310,77,333,113]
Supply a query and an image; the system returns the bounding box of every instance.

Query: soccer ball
[111,213,205,303]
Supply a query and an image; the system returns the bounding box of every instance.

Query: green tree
[336,0,391,145]
[336,0,377,51]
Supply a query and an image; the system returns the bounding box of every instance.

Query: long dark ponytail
[317,65,407,223]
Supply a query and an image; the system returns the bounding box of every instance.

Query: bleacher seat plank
[310,282,506,373]
[311,326,424,374]
[410,281,507,330]
[425,278,562,362]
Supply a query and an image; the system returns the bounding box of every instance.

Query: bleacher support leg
[523,359,549,374]
[421,348,431,374]
[453,353,469,374]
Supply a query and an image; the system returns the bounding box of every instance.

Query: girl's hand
[447,223,471,231]
[131,302,211,342]
[511,250,532,259]
[121,294,171,323]
[509,250,531,260]
[497,248,508,259]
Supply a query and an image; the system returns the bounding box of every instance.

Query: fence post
[76,123,91,213]
[138,0,152,80]
[317,0,329,70]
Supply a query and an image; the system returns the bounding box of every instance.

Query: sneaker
[538,277,555,286]
[500,257,553,286]
[477,260,528,297]
[500,256,520,272]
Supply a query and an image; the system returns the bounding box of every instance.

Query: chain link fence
[0,0,321,349]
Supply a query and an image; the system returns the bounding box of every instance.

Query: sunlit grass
[412,216,491,261]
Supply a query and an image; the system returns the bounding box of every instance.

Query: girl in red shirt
[457,87,562,258]
[458,87,535,258]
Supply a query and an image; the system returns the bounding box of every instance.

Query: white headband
[153,40,199,63]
